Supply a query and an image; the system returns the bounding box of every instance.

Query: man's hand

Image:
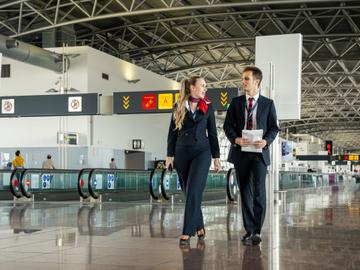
[235,137,251,147]
[254,139,267,149]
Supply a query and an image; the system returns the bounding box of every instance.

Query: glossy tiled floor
[0,181,359,270]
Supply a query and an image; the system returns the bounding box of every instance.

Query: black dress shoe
[241,232,253,242]
[179,236,190,245]
[252,234,262,245]
[197,228,205,240]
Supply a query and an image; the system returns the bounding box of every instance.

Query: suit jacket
[223,95,279,166]
[167,103,220,158]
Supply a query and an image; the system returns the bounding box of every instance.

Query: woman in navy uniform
[166,76,221,245]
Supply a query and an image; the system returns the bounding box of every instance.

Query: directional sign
[123,96,130,110]
[220,91,228,106]
[114,88,237,114]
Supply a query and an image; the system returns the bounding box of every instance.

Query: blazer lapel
[239,95,246,117]
[195,110,205,122]
[256,95,264,129]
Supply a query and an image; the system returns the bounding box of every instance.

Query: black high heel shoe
[179,235,190,245]
[197,228,205,240]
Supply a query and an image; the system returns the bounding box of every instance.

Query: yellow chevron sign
[123,96,130,109]
[220,91,228,106]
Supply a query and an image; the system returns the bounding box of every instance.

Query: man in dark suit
[223,66,279,245]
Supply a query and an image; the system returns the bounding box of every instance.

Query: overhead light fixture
[127,79,141,84]
[45,87,80,93]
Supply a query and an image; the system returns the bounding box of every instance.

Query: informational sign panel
[42,174,51,189]
[114,88,238,114]
[255,34,302,120]
[107,174,114,189]
[0,93,98,117]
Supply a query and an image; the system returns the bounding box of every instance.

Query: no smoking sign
[68,96,82,112]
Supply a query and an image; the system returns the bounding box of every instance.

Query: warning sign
[2,99,15,114]
[123,96,130,109]
[68,96,82,112]
[158,94,173,110]
[175,93,180,102]
[142,94,156,110]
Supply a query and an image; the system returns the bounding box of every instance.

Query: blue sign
[176,177,181,191]
[107,174,114,189]
[42,174,51,189]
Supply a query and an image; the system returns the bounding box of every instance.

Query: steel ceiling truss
[1,0,360,150]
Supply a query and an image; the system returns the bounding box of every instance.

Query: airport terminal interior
[0,1,360,269]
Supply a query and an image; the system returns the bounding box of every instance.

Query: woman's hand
[165,156,174,170]
[213,158,221,173]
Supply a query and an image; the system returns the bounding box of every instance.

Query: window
[1,64,10,78]
[102,73,109,80]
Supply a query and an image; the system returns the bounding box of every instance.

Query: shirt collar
[246,92,260,102]
[185,100,190,111]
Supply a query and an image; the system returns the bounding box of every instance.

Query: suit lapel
[256,95,264,129]
[239,95,246,117]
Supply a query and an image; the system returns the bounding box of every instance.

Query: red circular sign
[4,101,13,112]
[71,99,80,110]
[80,179,84,187]
[25,179,30,186]
[13,179,18,187]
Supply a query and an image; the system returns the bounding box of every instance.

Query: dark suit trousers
[174,146,211,236]
[235,152,267,234]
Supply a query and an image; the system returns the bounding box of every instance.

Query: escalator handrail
[19,169,32,198]
[84,168,149,173]
[160,168,171,200]
[87,169,99,199]
[149,168,161,200]
[14,168,80,174]
[226,168,236,202]
[9,168,25,198]
[78,168,93,199]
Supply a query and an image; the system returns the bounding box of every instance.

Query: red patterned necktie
[246,97,254,130]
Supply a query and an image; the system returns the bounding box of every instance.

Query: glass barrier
[0,169,12,191]
[20,169,79,198]
[160,169,227,200]
[87,169,153,199]
[278,172,335,190]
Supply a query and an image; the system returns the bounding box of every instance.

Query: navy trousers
[174,147,211,236]
[235,152,267,234]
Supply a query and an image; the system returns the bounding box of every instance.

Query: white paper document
[241,129,264,153]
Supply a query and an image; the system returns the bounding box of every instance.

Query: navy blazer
[223,95,279,166]
[167,103,220,158]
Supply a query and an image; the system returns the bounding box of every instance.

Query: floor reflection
[180,240,206,270]
[242,246,264,270]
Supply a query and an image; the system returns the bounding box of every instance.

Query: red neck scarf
[189,96,211,114]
